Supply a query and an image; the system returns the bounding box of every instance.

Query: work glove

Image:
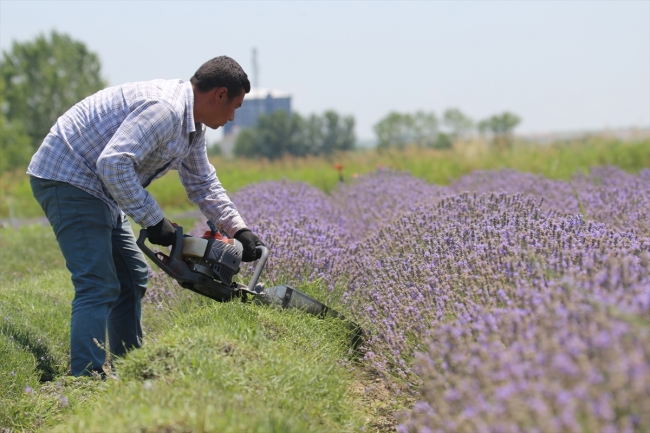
[234,228,265,262]
[147,217,177,247]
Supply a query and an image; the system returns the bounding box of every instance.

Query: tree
[374,111,442,149]
[478,112,522,150]
[233,109,356,159]
[0,31,106,152]
[233,111,306,160]
[310,110,356,155]
[206,141,223,157]
[233,129,258,158]
[373,112,414,150]
[0,77,32,173]
[442,108,474,142]
[304,114,325,156]
[411,111,439,148]
[432,132,453,150]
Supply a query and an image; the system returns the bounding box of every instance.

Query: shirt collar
[183,81,196,134]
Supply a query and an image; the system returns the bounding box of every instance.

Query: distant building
[221,87,291,155]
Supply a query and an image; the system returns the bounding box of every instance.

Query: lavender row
[449,166,650,237]
[350,192,650,432]
[175,168,650,431]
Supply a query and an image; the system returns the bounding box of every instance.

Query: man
[27,56,264,377]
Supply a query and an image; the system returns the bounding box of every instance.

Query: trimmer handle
[248,245,269,292]
[136,226,186,277]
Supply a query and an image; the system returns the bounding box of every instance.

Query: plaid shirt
[27,79,247,236]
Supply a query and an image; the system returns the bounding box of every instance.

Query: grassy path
[0,225,401,432]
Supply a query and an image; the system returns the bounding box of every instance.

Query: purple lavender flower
[147,168,650,432]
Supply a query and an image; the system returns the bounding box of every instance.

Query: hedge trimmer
[136,222,343,319]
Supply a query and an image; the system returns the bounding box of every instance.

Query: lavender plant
[449,166,650,236]
[152,168,649,432]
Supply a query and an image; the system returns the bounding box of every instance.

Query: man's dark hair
[190,56,251,98]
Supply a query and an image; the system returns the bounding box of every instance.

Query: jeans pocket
[30,177,62,230]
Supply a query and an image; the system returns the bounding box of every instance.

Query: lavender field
[192,166,650,432]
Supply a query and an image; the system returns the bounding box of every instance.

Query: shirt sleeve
[96,100,178,228]
[178,129,247,237]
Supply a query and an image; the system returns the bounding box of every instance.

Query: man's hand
[234,229,265,262]
[147,217,177,246]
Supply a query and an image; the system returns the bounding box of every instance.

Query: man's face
[205,88,245,129]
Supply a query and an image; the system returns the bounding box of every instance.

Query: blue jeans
[30,176,148,376]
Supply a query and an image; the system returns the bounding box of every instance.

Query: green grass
[57,302,364,432]
[0,226,71,382]
[2,137,649,220]
[0,225,108,431]
[0,225,378,432]
[0,222,65,279]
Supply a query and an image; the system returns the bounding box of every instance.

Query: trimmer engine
[181,230,243,286]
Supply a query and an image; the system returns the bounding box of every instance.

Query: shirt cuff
[222,215,248,238]
[139,206,165,229]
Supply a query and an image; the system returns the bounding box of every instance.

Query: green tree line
[233,110,356,159]
[373,108,521,150]
[233,106,521,159]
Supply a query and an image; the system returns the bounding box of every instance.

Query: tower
[252,47,259,90]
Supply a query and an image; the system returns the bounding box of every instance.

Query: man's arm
[96,100,178,228]
[177,129,247,237]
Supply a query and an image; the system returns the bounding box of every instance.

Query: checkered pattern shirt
[27,79,247,236]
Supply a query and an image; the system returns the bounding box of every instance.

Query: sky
[1,0,649,143]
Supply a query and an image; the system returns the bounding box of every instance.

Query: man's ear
[215,87,228,102]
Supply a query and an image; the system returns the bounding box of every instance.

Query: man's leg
[107,215,148,357]
[30,177,121,376]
